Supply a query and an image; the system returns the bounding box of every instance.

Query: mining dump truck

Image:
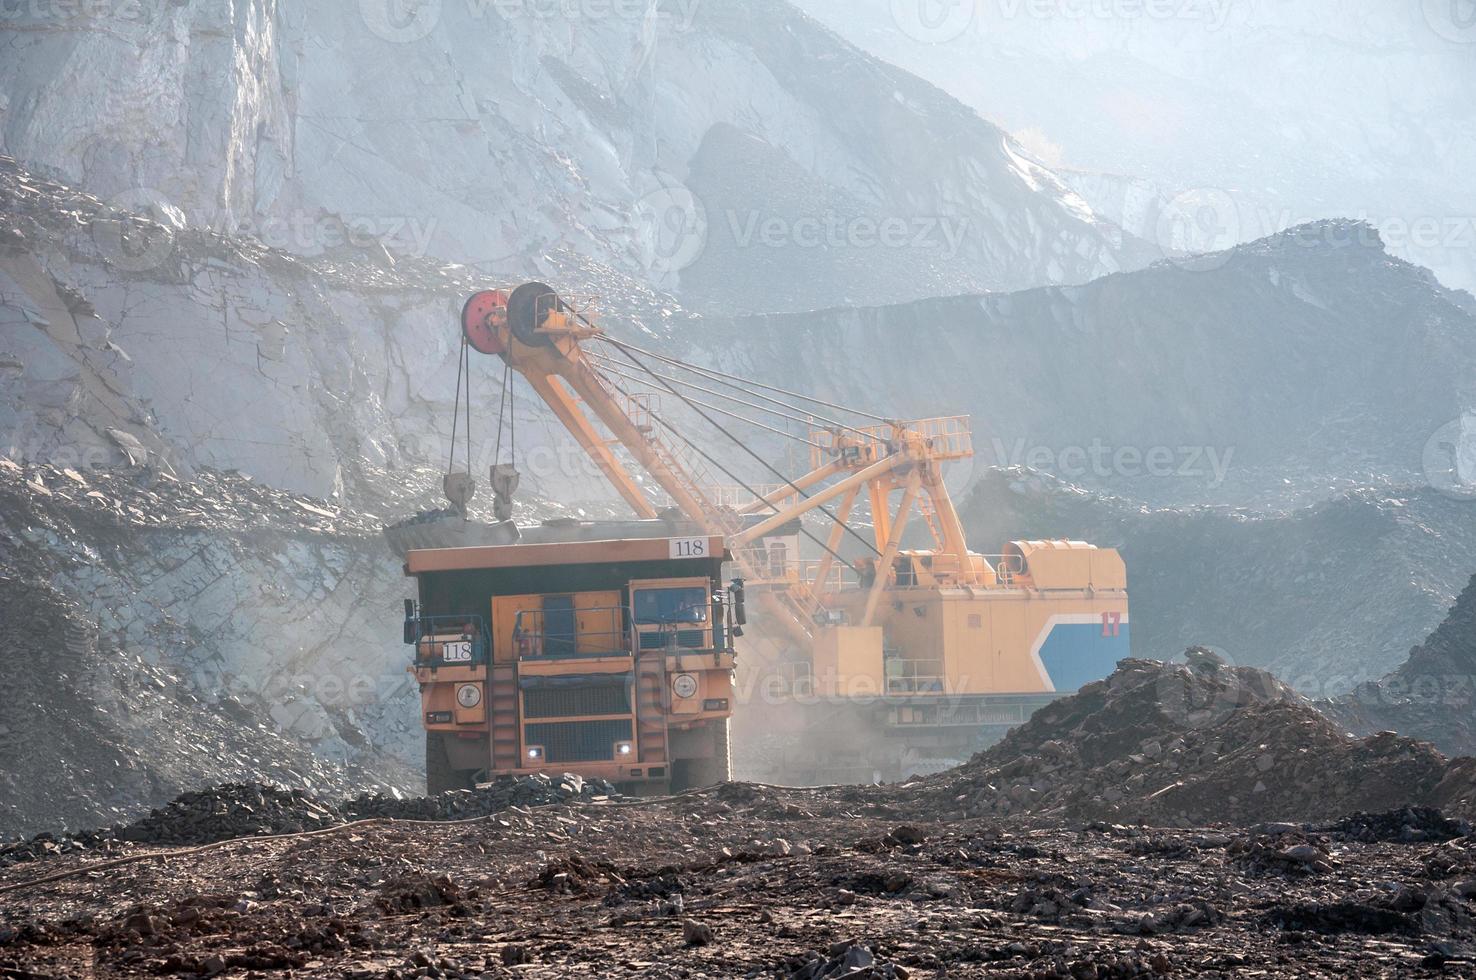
[404,522,738,794]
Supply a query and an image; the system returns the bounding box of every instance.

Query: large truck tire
[671,718,731,793]
[425,731,479,795]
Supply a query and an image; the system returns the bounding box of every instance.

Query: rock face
[0,154,611,505]
[959,468,1476,692]
[0,0,1143,315]
[0,461,419,838]
[927,657,1476,826]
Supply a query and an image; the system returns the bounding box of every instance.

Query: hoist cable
[599,374,862,575]
[588,350,844,437]
[602,342,883,557]
[448,338,467,476]
[589,361,823,448]
[594,335,889,426]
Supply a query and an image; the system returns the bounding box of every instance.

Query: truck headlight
[526,746,543,760]
[614,741,634,757]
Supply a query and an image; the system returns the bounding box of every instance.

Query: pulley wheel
[461,289,510,355]
[506,281,565,348]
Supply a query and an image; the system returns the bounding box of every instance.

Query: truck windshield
[633,587,708,625]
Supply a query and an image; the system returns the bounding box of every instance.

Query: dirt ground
[3,780,1474,978]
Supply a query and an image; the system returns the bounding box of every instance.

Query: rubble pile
[341,773,617,822]
[79,784,342,848]
[926,655,1476,826]
[1329,806,1472,844]
[1330,573,1476,758]
[0,777,616,862]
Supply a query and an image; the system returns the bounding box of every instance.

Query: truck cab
[403,531,738,794]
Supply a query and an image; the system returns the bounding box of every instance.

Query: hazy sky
[793,0,1476,292]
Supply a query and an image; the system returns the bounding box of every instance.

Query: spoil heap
[926,654,1476,826]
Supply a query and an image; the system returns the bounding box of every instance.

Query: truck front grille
[524,719,634,763]
[523,684,631,719]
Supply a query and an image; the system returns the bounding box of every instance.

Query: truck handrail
[512,602,724,660]
[512,605,630,660]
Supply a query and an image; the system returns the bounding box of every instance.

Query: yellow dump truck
[403,527,738,794]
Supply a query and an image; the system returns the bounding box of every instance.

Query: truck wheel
[671,719,731,792]
[425,731,478,795]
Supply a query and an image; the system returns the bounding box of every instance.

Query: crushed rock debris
[4,781,1475,976]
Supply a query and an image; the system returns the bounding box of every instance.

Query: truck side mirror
[729,578,746,626]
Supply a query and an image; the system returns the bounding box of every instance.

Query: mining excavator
[398,282,1129,789]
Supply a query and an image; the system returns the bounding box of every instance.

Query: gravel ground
[1,782,1474,977]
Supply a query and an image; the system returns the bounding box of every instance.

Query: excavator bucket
[382,467,519,560]
[382,509,520,560]
[491,463,520,523]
